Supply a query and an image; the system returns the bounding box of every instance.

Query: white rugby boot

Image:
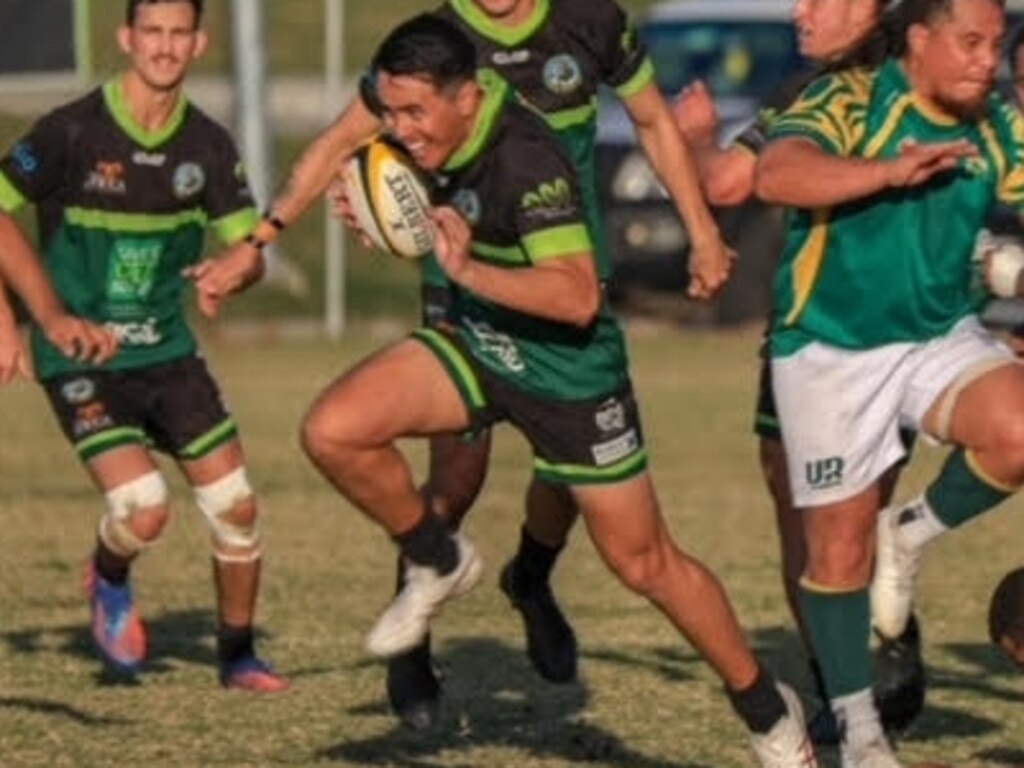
[840,735,903,768]
[871,505,925,639]
[749,683,818,767]
[365,533,483,658]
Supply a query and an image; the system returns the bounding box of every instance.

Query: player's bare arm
[674,80,757,206]
[0,284,26,383]
[431,206,599,328]
[184,236,266,319]
[0,213,116,365]
[624,82,735,300]
[756,135,977,207]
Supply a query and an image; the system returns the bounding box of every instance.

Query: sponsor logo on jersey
[61,377,96,405]
[594,397,626,433]
[84,160,127,195]
[451,188,482,225]
[543,54,583,95]
[964,155,989,176]
[105,317,162,347]
[107,240,162,303]
[463,317,524,372]
[172,162,206,198]
[73,401,114,437]
[492,49,530,66]
[805,456,844,490]
[132,151,166,167]
[620,24,639,55]
[591,429,639,466]
[11,141,40,175]
[521,177,575,221]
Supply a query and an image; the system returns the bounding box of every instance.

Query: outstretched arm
[624,81,734,299]
[673,80,757,206]
[755,136,978,208]
[188,97,382,317]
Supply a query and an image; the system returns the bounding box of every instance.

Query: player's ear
[192,29,209,60]
[454,79,480,119]
[906,22,929,58]
[116,24,133,56]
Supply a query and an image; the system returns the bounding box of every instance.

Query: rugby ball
[343,137,434,259]
[989,566,1024,667]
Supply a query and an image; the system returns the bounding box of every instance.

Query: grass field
[1,326,1023,767]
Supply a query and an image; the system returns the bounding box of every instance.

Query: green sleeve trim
[615,58,655,100]
[412,328,487,409]
[534,449,648,485]
[179,418,238,460]
[213,207,259,245]
[0,171,27,213]
[65,206,207,232]
[522,223,591,263]
[544,100,598,131]
[471,240,528,265]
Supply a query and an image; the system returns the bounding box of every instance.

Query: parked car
[598,0,801,324]
[598,0,1024,325]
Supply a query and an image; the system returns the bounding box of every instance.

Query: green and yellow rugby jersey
[0,79,258,379]
[767,58,1024,356]
[424,71,629,400]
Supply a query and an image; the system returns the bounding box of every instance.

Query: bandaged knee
[101,471,170,557]
[194,467,262,561]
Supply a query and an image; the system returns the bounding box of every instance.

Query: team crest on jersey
[11,141,40,175]
[61,377,96,405]
[543,54,583,95]
[451,188,482,225]
[173,162,206,198]
[84,160,127,195]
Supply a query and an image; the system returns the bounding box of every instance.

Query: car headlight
[611,152,668,202]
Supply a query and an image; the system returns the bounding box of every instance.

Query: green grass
[1,326,1022,767]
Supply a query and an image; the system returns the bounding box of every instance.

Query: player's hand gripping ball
[342,136,434,259]
[989,566,1024,667]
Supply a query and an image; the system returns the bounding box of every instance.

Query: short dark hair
[900,0,1004,29]
[371,14,476,91]
[1009,21,1024,68]
[126,0,204,27]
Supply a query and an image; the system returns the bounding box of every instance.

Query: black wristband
[263,211,286,232]
[244,233,267,250]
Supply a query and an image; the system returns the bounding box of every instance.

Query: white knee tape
[101,471,170,556]
[193,467,261,551]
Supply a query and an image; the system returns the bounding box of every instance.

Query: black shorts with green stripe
[41,355,237,462]
[413,327,647,486]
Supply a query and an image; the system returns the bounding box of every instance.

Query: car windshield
[643,20,803,98]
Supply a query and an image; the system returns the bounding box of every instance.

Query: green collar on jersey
[448,0,550,46]
[103,77,189,149]
[444,69,511,172]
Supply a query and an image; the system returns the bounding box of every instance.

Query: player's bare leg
[181,439,288,692]
[573,474,816,766]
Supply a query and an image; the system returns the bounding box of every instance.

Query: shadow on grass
[1,607,278,684]
[0,696,130,726]
[322,636,712,768]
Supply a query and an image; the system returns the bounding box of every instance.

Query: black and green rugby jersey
[388,0,651,289]
[767,58,1024,356]
[0,78,258,379]
[430,70,629,400]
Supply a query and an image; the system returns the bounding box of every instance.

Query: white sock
[892,495,948,550]
[832,688,883,750]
